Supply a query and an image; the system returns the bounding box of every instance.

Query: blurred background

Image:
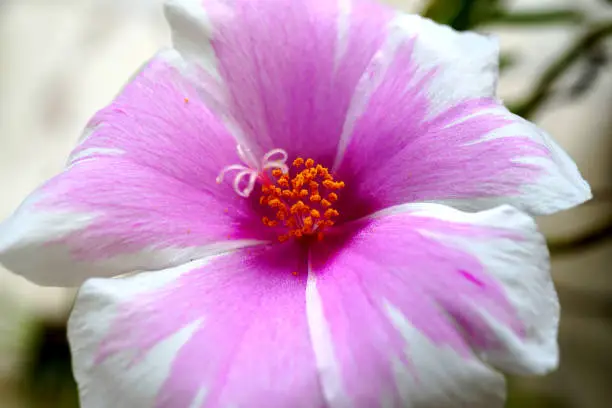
[0,0,610,407]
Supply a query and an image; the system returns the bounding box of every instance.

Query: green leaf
[421,0,463,26]
[499,53,517,72]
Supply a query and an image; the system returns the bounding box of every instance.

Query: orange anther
[293,175,304,189]
[268,199,282,208]
[324,208,339,219]
[259,157,343,243]
[322,180,335,189]
[304,217,314,228]
[290,201,308,215]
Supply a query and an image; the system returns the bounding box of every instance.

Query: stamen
[218,149,344,242]
[259,157,345,242]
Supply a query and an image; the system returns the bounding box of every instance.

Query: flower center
[260,158,345,242]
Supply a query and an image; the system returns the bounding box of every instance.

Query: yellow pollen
[260,157,345,242]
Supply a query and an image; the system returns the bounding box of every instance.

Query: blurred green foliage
[422,0,503,30]
[422,0,585,30]
[22,322,79,408]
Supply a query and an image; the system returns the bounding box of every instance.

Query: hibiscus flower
[0,0,591,407]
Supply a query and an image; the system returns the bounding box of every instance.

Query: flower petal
[0,50,270,287]
[334,14,590,218]
[308,203,558,407]
[164,0,393,163]
[68,244,326,408]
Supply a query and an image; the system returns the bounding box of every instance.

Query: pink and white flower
[0,0,591,407]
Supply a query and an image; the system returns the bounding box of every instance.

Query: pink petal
[308,204,558,407]
[334,15,590,218]
[0,50,270,286]
[69,244,326,408]
[165,0,393,163]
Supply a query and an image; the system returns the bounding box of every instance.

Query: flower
[0,0,591,407]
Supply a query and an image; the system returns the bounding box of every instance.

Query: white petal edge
[334,11,500,170]
[68,260,208,408]
[364,202,559,375]
[385,302,507,407]
[433,110,592,215]
[0,192,268,286]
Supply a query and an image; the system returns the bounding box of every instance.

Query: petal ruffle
[164,0,393,163]
[68,244,326,408]
[334,14,590,218]
[0,50,269,286]
[308,203,558,407]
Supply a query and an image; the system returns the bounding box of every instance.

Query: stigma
[260,157,344,242]
[216,146,289,197]
[216,147,344,242]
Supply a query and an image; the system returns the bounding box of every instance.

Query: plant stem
[479,10,585,26]
[510,20,612,119]
[548,218,612,255]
